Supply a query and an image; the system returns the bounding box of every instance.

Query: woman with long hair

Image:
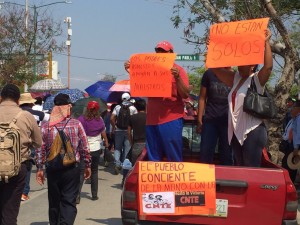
[77,101,108,201]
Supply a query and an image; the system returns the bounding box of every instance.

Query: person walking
[127,99,147,165]
[19,93,48,201]
[197,69,233,165]
[36,93,91,225]
[211,29,272,167]
[110,93,137,175]
[0,84,42,225]
[124,40,190,162]
[77,101,109,202]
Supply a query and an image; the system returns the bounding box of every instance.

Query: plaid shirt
[36,118,91,169]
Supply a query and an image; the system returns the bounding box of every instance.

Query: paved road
[18,159,123,225]
[18,158,300,225]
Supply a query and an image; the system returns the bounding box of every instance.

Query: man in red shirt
[125,41,190,161]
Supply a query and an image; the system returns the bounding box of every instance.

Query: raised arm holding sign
[208,19,273,168]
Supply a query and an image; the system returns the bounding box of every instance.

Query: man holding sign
[124,41,189,162]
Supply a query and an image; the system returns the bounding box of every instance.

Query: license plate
[215,199,228,217]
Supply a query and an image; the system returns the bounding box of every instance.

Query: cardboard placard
[129,53,176,97]
[138,162,216,216]
[206,18,269,68]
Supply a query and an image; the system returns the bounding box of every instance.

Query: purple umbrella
[85,81,123,102]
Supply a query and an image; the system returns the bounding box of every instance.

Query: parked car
[121,117,298,225]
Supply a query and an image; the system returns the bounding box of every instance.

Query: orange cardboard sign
[129,53,176,97]
[138,161,216,216]
[206,18,269,68]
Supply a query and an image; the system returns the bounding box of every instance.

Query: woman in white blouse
[211,29,273,167]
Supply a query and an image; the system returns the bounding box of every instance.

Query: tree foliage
[170,0,300,160]
[0,4,65,88]
[188,67,206,95]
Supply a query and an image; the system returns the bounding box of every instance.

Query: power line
[54,52,126,62]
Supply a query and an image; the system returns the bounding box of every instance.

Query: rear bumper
[122,209,298,225]
[122,209,138,225]
[282,220,298,225]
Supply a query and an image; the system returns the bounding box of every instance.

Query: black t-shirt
[128,112,146,143]
[201,69,231,120]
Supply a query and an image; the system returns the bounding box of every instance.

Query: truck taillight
[283,175,298,220]
[122,171,139,209]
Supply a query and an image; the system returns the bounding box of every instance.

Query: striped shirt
[36,118,91,169]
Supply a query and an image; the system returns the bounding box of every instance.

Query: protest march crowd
[0,18,299,225]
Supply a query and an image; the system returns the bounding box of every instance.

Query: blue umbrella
[43,89,85,111]
[85,81,123,102]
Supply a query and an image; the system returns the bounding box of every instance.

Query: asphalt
[18,159,123,225]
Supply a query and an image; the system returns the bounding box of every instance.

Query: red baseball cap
[155,41,174,52]
[87,101,99,111]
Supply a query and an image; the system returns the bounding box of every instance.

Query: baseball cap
[122,93,130,101]
[87,101,99,111]
[155,41,174,52]
[19,93,36,105]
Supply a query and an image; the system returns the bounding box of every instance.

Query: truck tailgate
[137,165,286,225]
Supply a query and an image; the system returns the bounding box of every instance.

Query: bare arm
[171,67,190,99]
[101,130,109,148]
[110,114,117,133]
[257,29,273,86]
[127,126,133,146]
[196,86,207,133]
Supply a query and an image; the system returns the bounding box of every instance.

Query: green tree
[188,67,206,95]
[171,0,300,160]
[0,4,65,88]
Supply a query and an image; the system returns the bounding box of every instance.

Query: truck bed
[121,149,298,225]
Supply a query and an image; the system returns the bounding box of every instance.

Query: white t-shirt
[87,134,102,152]
[228,72,264,146]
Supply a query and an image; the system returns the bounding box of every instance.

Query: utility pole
[65,17,72,89]
[48,51,52,79]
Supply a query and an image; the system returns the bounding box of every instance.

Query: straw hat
[287,152,300,170]
[19,93,36,105]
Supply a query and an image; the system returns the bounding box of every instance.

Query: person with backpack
[77,101,109,202]
[35,93,91,225]
[0,84,42,225]
[110,93,137,175]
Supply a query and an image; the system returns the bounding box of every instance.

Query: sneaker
[21,194,29,201]
[114,166,121,175]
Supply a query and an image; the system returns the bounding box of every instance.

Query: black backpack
[116,103,131,129]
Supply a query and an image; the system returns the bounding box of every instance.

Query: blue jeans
[23,148,35,195]
[146,119,183,162]
[114,130,131,167]
[200,117,233,165]
[230,123,267,167]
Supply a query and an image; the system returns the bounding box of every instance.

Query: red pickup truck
[121,117,298,225]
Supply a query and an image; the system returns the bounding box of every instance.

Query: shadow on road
[86,217,122,225]
[30,222,48,225]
